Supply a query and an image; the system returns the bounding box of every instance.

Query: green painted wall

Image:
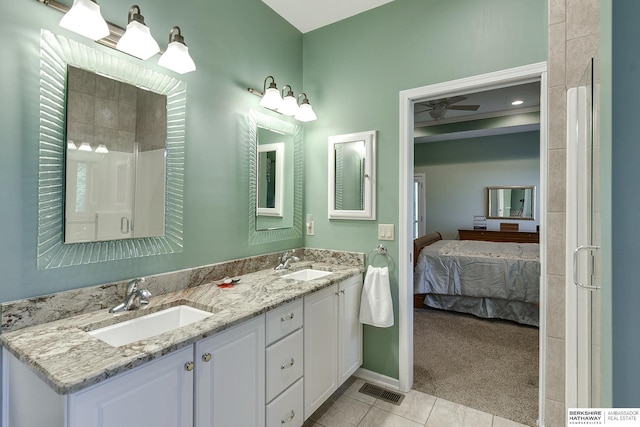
[0,0,303,303]
[301,0,547,378]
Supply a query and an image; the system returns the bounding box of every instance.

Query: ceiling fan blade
[414,105,434,114]
[447,104,480,111]
[444,95,467,105]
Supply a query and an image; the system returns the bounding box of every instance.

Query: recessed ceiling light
[511,100,524,106]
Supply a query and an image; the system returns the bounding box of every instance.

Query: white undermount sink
[281,268,332,281]
[89,305,213,347]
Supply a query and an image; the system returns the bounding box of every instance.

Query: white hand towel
[359,265,394,327]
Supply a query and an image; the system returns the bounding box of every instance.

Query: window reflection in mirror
[487,185,536,220]
[64,66,167,243]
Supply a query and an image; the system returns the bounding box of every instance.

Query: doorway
[397,62,548,421]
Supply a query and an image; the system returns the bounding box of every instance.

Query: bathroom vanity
[1,260,363,427]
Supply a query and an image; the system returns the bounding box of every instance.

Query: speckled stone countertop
[0,260,363,395]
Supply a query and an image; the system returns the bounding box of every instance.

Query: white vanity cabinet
[2,346,194,427]
[265,299,304,427]
[195,315,265,427]
[303,274,363,419]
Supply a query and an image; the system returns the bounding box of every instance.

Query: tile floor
[303,377,531,427]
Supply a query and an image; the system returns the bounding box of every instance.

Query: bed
[413,231,540,326]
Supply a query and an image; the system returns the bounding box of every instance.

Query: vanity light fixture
[257,76,283,110]
[278,85,299,116]
[248,77,318,122]
[158,27,196,74]
[58,0,110,41]
[511,99,524,106]
[95,144,109,153]
[67,140,78,150]
[294,93,317,122]
[78,142,93,152]
[115,5,160,60]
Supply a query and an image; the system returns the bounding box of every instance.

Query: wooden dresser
[458,229,539,243]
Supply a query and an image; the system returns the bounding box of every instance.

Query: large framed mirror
[37,30,186,269]
[486,185,536,220]
[249,109,303,244]
[328,130,376,220]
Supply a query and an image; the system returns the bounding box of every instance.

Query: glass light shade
[158,41,196,74]
[67,140,77,150]
[260,87,283,110]
[59,0,110,41]
[78,142,93,152]
[116,20,160,60]
[95,144,109,153]
[294,103,317,122]
[278,95,300,116]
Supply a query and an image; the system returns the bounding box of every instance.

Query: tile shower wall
[546,0,600,425]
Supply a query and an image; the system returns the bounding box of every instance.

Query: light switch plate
[378,224,394,241]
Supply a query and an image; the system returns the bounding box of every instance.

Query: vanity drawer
[266,378,303,427]
[266,328,303,402]
[266,299,303,345]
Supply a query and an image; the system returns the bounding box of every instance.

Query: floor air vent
[358,383,405,406]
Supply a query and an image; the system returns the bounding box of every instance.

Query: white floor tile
[312,396,371,427]
[426,398,494,427]
[358,406,424,427]
[492,416,531,427]
[342,378,378,405]
[374,389,436,424]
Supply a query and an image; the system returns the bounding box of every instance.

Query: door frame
[413,173,426,239]
[398,62,548,421]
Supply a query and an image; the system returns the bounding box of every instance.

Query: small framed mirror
[257,142,284,217]
[328,130,376,220]
[487,185,536,220]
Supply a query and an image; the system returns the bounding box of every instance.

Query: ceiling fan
[415,95,480,120]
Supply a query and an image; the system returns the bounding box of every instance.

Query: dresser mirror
[328,130,376,220]
[249,109,303,244]
[37,30,186,269]
[486,185,536,220]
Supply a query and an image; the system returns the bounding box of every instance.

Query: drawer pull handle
[184,361,194,372]
[281,358,295,369]
[280,313,295,321]
[281,410,295,424]
[202,352,212,362]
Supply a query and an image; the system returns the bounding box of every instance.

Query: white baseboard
[353,368,400,391]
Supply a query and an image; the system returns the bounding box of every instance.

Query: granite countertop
[0,261,363,395]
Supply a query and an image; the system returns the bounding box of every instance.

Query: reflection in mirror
[37,30,185,269]
[328,131,376,220]
[487,186,536,220]
[249,109,302,244]
[64,66,167,243]
[257,142,284,217]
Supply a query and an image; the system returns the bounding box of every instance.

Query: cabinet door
[68,346,194,427]
[195,315,265,427]
[304,284,338,419]
[338,275,364,385]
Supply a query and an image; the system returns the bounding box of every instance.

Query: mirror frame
[257,142,284,217]
[486,185,536,220]
[249,109,303,244]
[328,130,376,220]
[37,30,186,269]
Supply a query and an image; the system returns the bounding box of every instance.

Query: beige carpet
[413,308,539,426]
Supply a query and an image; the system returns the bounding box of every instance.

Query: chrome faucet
[274,251,300,270]
[109,278,152,313]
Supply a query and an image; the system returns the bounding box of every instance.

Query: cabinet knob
[280,313,295,321]
[281,410,295,424]
[281,358,295,370]
[202,352,212,363]
[184,361,195,371]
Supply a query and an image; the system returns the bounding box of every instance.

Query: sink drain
[358,383,405,405]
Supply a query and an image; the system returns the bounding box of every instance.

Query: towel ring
[366,244,395,271]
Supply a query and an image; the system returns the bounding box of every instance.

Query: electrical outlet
[307,221,315,236]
